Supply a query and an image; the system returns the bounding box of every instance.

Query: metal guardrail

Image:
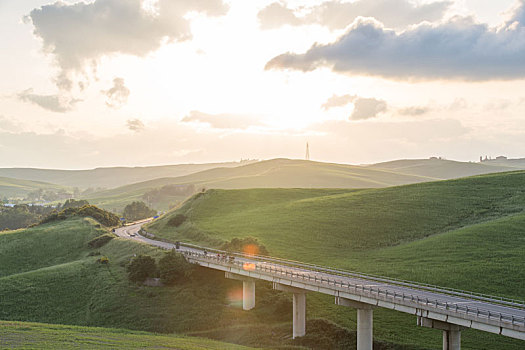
[177,247,525,329]
[177,242,525,310]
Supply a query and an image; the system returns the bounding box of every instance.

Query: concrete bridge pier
[225,272,256,310]
[273,283,307,338]
[335,297,374,350]
[418,316,464,350]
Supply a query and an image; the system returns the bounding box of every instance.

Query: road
[114,220,525,341]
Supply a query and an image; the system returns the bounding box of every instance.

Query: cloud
[321,94,356,110]
[28,0,229,90]
[102,78,130,108]
[182,110,263,130]
[127,119,145,132]
[258,0,451,30]
[398,106,429,116]
[0,116,23,133]
[17,89,81,113]
[350,98,387,120]
[265,2,525,81]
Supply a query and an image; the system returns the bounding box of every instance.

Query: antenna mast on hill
[305,142,310,161]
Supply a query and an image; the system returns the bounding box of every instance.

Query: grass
[0,176,67,199]
[0,321,258,349]
[146,171,525,349]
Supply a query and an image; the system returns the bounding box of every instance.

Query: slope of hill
[367,158,518,179]
[146,171,525,349]
[0,321,257,350]
[84,159,435,211]
[0,161,251,190]
[0,176,67,199]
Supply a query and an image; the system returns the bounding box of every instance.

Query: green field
[0,176,67,199]
[146,171,525,349]
[0,321,258,349]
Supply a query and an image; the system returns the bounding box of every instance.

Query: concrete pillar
[225,272,256,311]
[357,308,373,350]
[293,292,306,339]
[243,280,255,311]
[335,297,374,350]
[417,316,463,350]
[443,330,461,350]
[273,282,308,339]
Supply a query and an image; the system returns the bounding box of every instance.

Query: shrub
[127,255,157,283]
[221,237,269,256]
[39,205,120,227]
[122,201,156,221]
[158,250,194,285]
[97,256,109,264]
[88,233,115,248]
[167,214,187,227]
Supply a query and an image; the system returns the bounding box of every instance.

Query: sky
[0,0,524,169]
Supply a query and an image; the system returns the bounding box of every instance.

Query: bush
[88,233,115,248]
[39,205,120,227]
[158,250,194,285]
[97,256,109,264]
[127,255,157,283]
[221,237,269,256]
[122,201,156,222]
[167,214,187,227]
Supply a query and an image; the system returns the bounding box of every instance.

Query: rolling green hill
[367,158,518,179]
[84,158,435,211]
[0,321,258,350]
[0,176,67,199]
[146,171,525,349]
[0,161,251,190]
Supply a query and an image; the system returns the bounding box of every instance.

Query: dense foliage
[40,205,120,227]
[127,254,157,283]
[0,204,54,230]
[122,201,157,222]
[221,237,269,256]
[158,250,194,285]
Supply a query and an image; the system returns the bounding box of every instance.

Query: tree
[127,255,157,283]
[122,201,156,221]
[158,250,194,285]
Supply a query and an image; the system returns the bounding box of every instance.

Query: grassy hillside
[0,162,250,190]
[367,158,517,179]
[146,171,525,349]
[85,159,434,211]
[0,176,67,199]
[0,321,257,350]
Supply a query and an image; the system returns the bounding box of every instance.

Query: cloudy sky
[1,0,524,168]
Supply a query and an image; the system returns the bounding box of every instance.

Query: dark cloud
[398,106,429,116]
[17,89,81,113]
[182,110,263,130]
[102,78,130,108]
[127,119,145,132]
[28,0,229,90]
[258,0,451,30]
[350,98,387,120]
[321,94,356,110]
[266,2,525,81]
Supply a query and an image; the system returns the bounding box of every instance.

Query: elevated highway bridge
[116,222,525,350]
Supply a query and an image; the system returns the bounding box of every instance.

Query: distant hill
[0,161,253,190]
[0,176,67,199]
[366,158,517,179]
[84,159,434,211]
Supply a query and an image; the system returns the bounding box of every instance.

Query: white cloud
[28,0,229,90]
[17,89,81,112]
[126,118,145,132]
[266,1,525,81]
[102,77,130,108]
[258,0,451,30]
[321,94,356,110]
[350,98,387,120]
[182,110,263,130]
